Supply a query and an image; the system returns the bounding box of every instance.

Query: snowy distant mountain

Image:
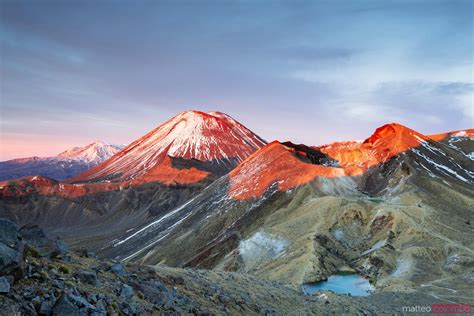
[56,141,123,163]
[0,141,124,181]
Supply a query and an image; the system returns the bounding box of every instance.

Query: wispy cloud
[334,102,405,123]
[456,92,474,120]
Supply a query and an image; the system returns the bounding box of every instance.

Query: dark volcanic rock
[39,300,54,315]
[120,284,135,299]
[0,218,19,248]
[19,225,51,253]
[0,276,10,293]
[20,224,49,242]
[54,240,69,258]
[281,141,338,166]
[19,225,67,258]
[110,262,127,276]
[53,295,80,316]
[0,243,22,274]
[0,220,23,279]
[77,270,98,286]
[67,293,95,310]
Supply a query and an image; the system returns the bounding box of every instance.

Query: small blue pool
[302,274,374,297]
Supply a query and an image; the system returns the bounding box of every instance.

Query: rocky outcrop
[0,219,73,285]
[0,219,199,315]
[0,219,24,281]
[20,224,69,259]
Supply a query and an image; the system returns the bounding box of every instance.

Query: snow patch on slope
[113,195,198,247]
[239,231,288,270]
[391,258,412,277]
[411,148,471,183]
[361,240,387,256]
[317,177,358,196]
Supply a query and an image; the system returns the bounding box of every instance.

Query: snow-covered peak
[57,141,124,163]
[71,110,266,182]
[155,110,265,160]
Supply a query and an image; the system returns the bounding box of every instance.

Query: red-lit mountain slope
[316,123,429,174]
[228,124,473,200]
[228,141,344,200]
[428,128,474,141]
[69,111,266,184]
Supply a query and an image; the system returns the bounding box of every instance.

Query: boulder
[0,218,19,248]
[110,263,127,277]
[54,240,69,258]
[39,300,54,315]
[0,242,23,279]
[0,276,11,293]
[75,248,88,257]
[77,270,98,286]
[53,295,80,316]
[67,293,96,310]
[19,225,68,258]
[120,284,135,299]
[18,225,48,247]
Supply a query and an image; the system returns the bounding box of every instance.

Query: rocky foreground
[0,217,457,315]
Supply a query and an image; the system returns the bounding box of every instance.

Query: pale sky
[1,0,473,160]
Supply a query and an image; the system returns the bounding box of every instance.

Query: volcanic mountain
[97,123,473,306]
[69,111,266,185]
[225,124,472,200]
[56,141,124,163]
[0,141,123,181]
[0,110,269,244]
[313,123,429,174]
[0,116,473,310]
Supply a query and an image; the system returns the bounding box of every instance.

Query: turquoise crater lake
[302,274,375,297]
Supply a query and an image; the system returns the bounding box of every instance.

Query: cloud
[279,46,357,62]
[433,82,474,95]
[334,102,403,123]
[324,80,473,131]
[372,81,474,121]
[456,92,474,120]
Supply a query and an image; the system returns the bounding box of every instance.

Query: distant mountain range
[0,141,124,181]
